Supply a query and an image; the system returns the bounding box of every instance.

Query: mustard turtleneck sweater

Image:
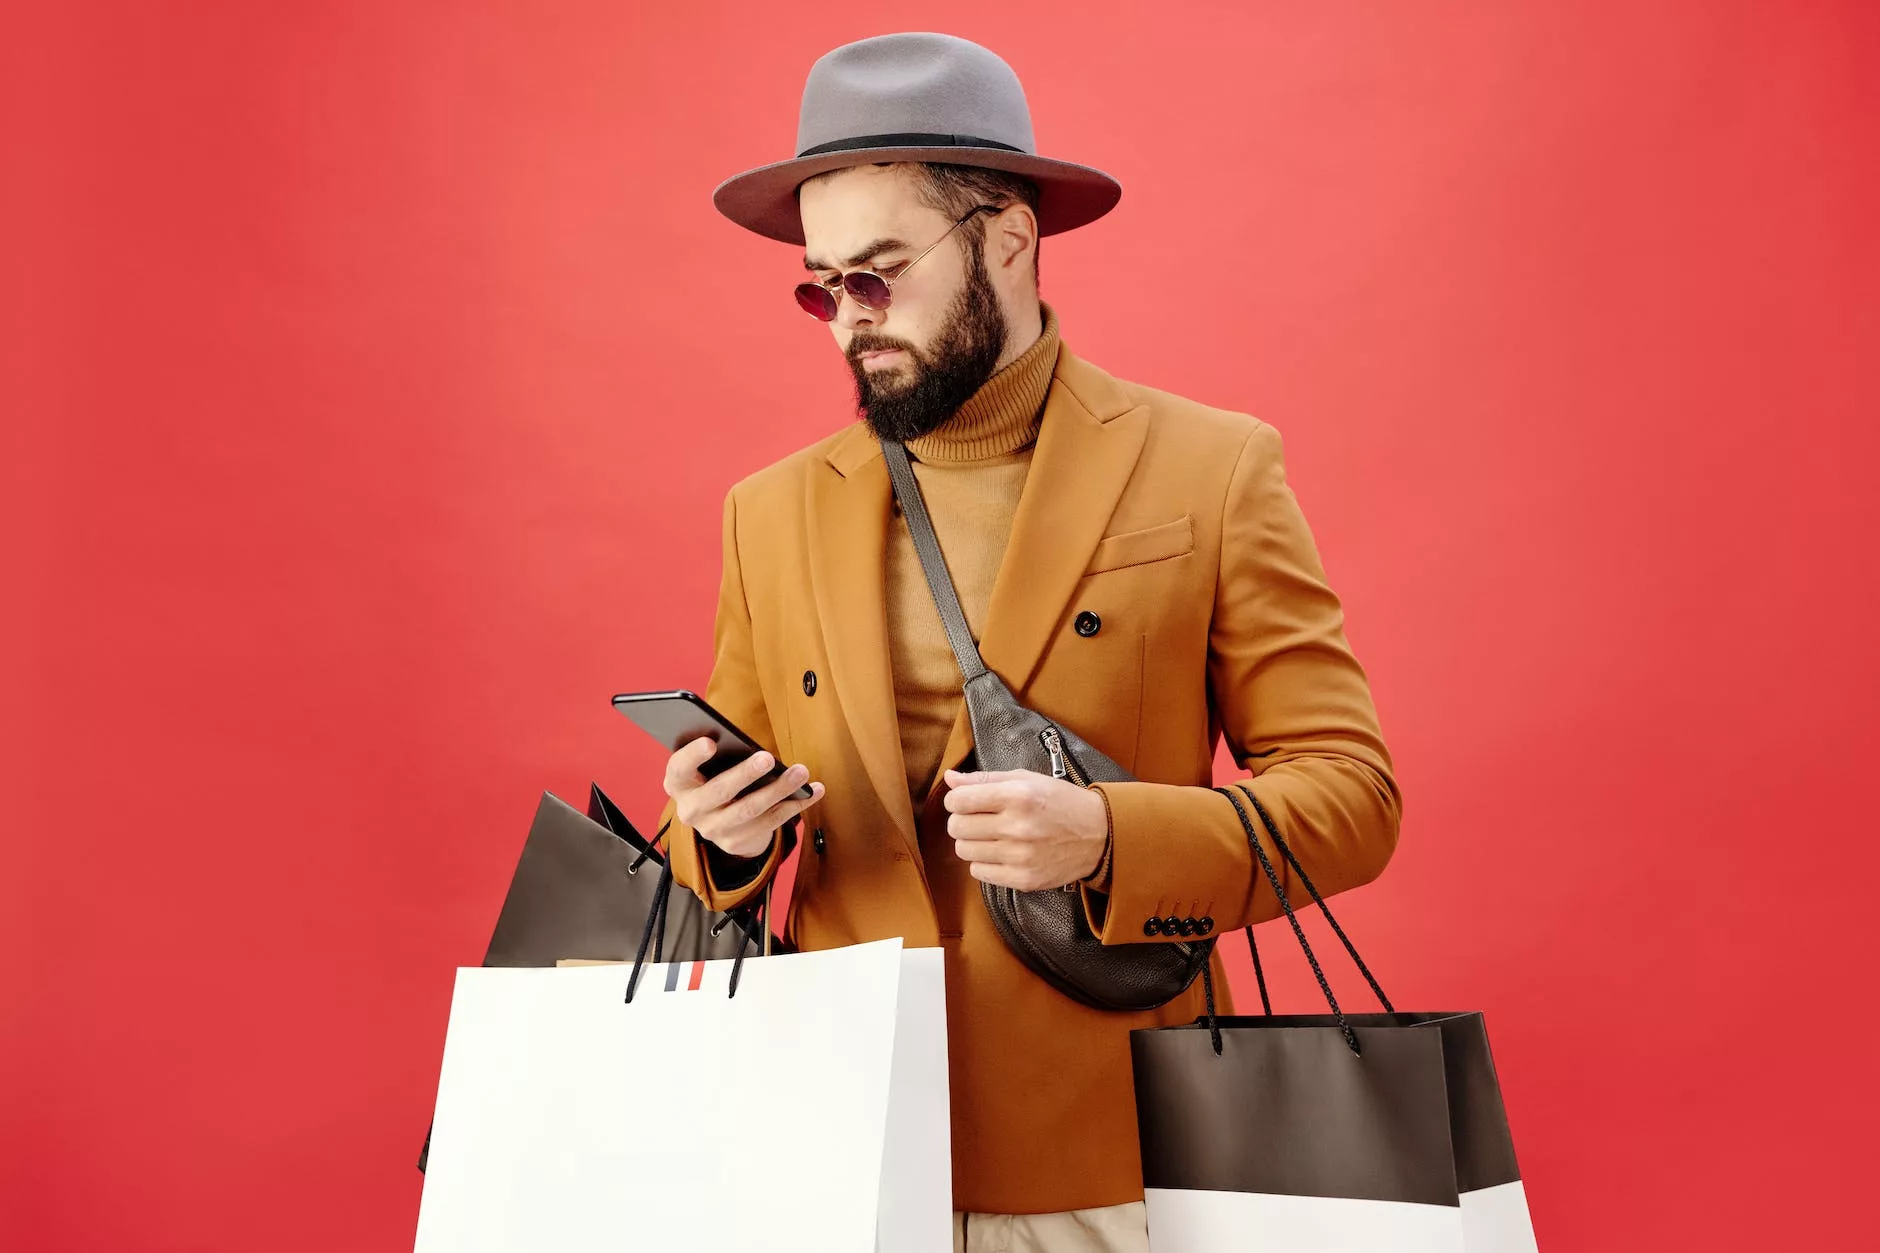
[886,304,1061,806]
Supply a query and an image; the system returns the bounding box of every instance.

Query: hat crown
[794,32,1037,158]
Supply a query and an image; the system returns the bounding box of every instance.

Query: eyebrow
[803,237,911,272]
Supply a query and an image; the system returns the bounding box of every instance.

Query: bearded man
[656,32,1401,1253]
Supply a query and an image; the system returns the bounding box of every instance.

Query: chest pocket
[1086,515,1194,575]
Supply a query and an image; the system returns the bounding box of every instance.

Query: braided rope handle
[1230,783,1394,1014]
[1208,785,1396,1055]
[1211,786,1358,1054]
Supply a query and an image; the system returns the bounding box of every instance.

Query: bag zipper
[1039,725,1087,786]
[1041,725,1090,893]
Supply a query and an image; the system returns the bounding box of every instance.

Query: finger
[946,811,1009,841]
[745,780,825,836]
[714,761,813,830]
[694,749,784,813]
[943,780,1027,815]
[717,781,823,850]
[944,768,1035,789]
[663,737,718,795]
[951,834,1011,863]
[968,860,1051,890]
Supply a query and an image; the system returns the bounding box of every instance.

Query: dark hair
[799,161,1043,281]
[906,163,1042,281]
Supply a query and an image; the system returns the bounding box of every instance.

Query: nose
[833,285,878,334]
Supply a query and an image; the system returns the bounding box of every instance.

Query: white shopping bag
[414,938,950,1253]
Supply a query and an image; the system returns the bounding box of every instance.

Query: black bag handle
[624,817,669,876]
[632,811,781,957]
[623,844,776,1003]
[1201,785,1395,1056]
[624,858,676,1002]
[1230,785,1394,1013]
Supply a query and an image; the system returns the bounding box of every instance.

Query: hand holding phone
[663,738,824,858]
[614,690,823,859]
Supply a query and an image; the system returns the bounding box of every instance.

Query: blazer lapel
[807,424,921,854]
[928,349,1149,786]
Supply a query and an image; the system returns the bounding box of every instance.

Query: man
[657,32,1400,1253]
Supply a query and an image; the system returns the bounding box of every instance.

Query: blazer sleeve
[1087,421,1401,942]
[660,485,789,914]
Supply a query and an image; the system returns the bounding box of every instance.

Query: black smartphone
[612,689,813,802]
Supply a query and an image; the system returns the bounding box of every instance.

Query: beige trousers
[951,1201,1149,1253]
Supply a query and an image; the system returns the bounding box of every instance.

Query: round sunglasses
[794,204,1001,322]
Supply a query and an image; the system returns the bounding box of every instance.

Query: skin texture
[940,767,1108,891]
[662,739,821,859]
[662,164,1108,887]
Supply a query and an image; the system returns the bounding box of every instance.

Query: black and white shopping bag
[417,784,784,1174]
[1130,787,1538,1252]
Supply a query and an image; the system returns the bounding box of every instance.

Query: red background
[4,3,1875,1249]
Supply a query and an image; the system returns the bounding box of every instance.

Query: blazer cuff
[1076,787,1116,933]
[1088,779,1265,945]
[674,823,787,915]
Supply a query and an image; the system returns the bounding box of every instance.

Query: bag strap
[1199,923,1272,1055]
[1247,925,1272,1016]
[626,841,778,1003]
[1224,783,1394,1014]
[1212,785,1356,1052]
[624,858,675,1003]
[725,881,772,998]
[879,439,989,684]
[1208,785,1399,1056]
[626,817,670,876]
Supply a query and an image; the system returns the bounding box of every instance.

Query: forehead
[798,166,950,268]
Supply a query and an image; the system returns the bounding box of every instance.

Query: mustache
[847,335,918,362]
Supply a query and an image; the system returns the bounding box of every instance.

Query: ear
[989,204,1039,275]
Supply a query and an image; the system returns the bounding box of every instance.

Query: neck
[992,295,1045,373]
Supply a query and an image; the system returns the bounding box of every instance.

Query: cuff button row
[1143,915,1217,938]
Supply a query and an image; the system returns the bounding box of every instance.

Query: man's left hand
[941,768,1108,890]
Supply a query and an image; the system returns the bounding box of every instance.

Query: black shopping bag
[482,783,789,967]
[1129,786,1538,1252]
[418,782,792,1170]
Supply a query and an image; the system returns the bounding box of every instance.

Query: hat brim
[712,146,1122,246]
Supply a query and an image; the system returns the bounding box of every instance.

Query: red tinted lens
[795,283,838,320]
[843,271,892,309]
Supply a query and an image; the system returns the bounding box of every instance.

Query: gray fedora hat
[713,32,1122,246]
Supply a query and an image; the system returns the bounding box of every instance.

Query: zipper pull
[1040,726,1068,780]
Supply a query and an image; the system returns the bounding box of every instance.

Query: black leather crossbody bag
[880,439,1211,1011]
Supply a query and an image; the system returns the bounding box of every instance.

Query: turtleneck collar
[904,303,1060,465]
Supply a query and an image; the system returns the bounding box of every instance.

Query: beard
[846,245,1008,444]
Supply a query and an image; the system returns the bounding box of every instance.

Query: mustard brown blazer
[661,344,1401,1214]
